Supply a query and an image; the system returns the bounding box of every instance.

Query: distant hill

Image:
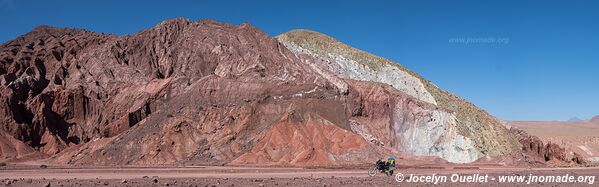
[567,117,583,122]
[591,115,599,124]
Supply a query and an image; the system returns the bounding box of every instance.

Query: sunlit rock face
[277,29,519,163]
[336,79,482,163]
[277,33,436,105]
[393,109,482,163]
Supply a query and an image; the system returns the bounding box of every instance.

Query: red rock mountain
[0,18,573,166]
[0,19,388,165]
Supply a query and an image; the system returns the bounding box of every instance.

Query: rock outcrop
[510,128,584,165]
[1,18,523,166]
[276,30,521,163]
[230,113,381,167]
[0,25,115,159]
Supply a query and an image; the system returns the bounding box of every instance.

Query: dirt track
[0,165,598,186]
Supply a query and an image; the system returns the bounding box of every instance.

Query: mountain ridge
[1,18,574,166]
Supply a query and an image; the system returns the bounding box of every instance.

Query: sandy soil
[0,165,597,186]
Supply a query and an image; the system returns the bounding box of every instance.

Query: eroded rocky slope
[1,19,390,165]
[0,18,549,166]
[508,120,599,165]
[277,30,521,163]
[510,128,585,165]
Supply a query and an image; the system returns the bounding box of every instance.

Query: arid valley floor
[1,164,598,187]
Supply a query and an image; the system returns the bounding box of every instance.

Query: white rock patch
[279,41,436,105]
[395,110,483,163]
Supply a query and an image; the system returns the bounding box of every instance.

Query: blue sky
[1,0,598,121]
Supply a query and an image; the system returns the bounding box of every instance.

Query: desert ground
[0,164,598,187]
